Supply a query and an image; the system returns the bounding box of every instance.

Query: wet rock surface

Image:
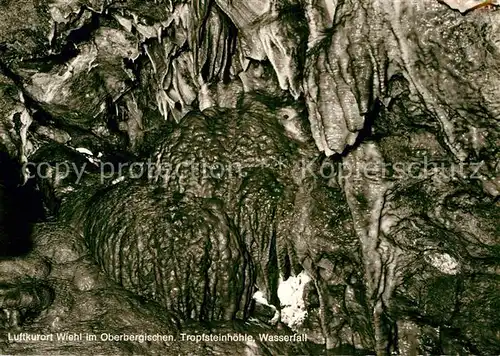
[0,0,499,355]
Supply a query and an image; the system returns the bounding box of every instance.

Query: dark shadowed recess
[0,149,44,258]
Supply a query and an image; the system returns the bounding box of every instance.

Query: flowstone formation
[0,0,499,355]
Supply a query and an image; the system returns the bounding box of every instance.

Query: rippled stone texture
[0,0,499,355]
[73,99,328,322]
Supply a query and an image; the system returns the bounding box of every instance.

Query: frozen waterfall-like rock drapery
[0,0,499,355]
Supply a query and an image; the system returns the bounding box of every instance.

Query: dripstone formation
[0,0,499,355]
